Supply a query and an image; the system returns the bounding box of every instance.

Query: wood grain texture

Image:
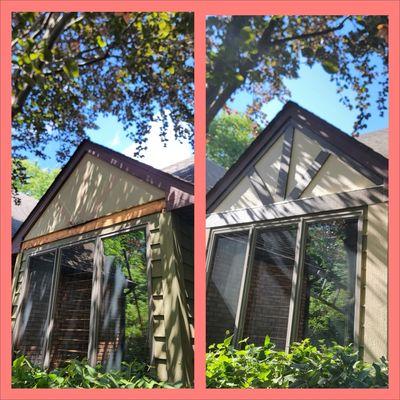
[21,199,166,250]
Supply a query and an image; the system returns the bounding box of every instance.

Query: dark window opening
[206,230,249,346]
[297,218,358,346]
[243,225,297,349]
[98,230,148,369]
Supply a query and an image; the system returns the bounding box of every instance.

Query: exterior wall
[214,128,375,213]
[25,154,164,240]
[362,203,388,361]
[12,210,194,385]
[207,123,388,362]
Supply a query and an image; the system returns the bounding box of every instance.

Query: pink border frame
[1,1,399,399]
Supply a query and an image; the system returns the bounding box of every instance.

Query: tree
[13,159,60,200]
[12,12,193,196]
[206,16,388,132]
[207,110,258,168]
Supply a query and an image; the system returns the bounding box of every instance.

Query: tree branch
[12,13,75,119]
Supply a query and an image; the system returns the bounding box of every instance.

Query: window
[296,218,358,346]
[206,212,361,350]
[242,225,297,348]
[98,230,148,370]
[14,227,149,369]
[206,230,249,346]
[14,251,56,365]
[49,242,95,367]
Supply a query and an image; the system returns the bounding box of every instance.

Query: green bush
[206,336,388,388]
[12,355,182,388]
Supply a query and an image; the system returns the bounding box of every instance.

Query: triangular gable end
[13,140,194,253]
[208,102,388,214]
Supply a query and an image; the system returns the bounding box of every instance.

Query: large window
[206,212,361,350]
[206,230,249,346]
[296,218,358,346]
[14,227,149,370]
[14,251,56,365]
[242,225,297,348]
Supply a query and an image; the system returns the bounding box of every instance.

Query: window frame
[14,222,152,369]
[206,208,364,350]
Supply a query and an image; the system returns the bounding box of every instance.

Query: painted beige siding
[301,155,374,198]
[255,134,283,195]
[286,129,322,195]
[213,127,375,213]
[213,176,262,213]
[25,154,164,240]
[362,203,388,361]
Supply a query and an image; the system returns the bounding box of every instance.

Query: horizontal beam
[206,186,387,229]
[21,199,166,251]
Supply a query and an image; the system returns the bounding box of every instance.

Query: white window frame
[206,208,364,350]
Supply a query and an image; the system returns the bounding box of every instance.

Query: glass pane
[297,218,358,345]
[49,242,95,367]
[243,225,297,349]
[206,230,249,346]
[15,251,55,366]
[98,230,148,370]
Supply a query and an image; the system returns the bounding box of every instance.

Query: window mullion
[234,226,256,346]
[88,236,103,366]
[285,219,306,352]
[42,248,62,369]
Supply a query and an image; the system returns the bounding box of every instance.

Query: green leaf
[322,60,339,74]
[63,59,79,78]
[235,74,245,82]
[96,35,107,48]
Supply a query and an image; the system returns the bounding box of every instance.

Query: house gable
[209,102,387,215]
[13,140,194,252]
[25,153,165,240]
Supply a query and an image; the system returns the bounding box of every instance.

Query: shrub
[12,355,182,388]
[206,336,388,388]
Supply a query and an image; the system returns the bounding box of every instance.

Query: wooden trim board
[21,199,166,250]
[206,186,387,228]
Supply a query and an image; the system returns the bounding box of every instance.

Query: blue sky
[31,115,194,170]
[29,54,387,172]
[229,60,388,135]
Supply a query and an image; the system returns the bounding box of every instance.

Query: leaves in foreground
[206,336,388,388]
[12,355,183,389]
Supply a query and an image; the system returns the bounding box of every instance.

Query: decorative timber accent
[21,199,166,250]
[248,167,274,205]
[276,126,294,201]
[287,150,331,200]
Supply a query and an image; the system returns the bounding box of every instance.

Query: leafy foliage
[206,16,388,132]
[301,219,357,345]
[206,336,388,388]
[13,159,60,200]
[12,12,193,197]
[207,111,258,168]
[102,230,149,363]
[12,354,181,388]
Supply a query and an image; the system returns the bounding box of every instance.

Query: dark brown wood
[276,126,294,201]
[206,186,387,228]
[207,101,388,213]
[287,151,330,200]
[248,167,274,205]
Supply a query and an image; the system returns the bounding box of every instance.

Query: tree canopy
[12,12,193,196]
[206,16,388,132]
[207,111,258,169]
[13,159,60,200]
